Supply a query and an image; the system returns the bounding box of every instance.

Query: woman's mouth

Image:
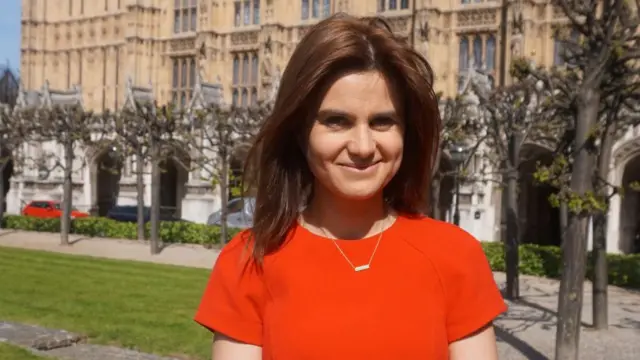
[339,162,381,172]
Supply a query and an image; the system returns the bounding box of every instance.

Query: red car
[22,200,90,219]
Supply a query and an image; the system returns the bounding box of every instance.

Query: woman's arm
[212,332,262,360]
[449,323,499,360]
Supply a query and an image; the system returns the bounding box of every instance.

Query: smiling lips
[339,161,381,171]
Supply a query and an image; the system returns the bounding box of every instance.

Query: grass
[0,342,48,360]
[0,246,214,360]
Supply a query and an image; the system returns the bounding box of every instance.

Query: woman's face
[305,70,404,201]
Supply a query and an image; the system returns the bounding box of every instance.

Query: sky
[0,1,21,73]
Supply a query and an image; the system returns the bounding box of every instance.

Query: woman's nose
[346,125,375,158]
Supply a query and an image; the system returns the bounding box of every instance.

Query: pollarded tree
[114,101,185,254]
[470,67,562,301]
[515,0,640,357]
[28,104,109,245]
[0,105,30,227]
[430,93,483,220]
[187,103,267,244]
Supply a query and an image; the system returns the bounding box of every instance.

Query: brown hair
[244,14,441,262]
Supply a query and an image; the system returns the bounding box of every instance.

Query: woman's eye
[321,116,348,128]
[370,117,395,129]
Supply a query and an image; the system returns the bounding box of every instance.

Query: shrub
[3,214,638,289]
[481,242,640,289]
[1,215,242,246]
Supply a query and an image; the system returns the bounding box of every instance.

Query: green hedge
[2,215,639,288]
[1,215,241,246]
[482,242,640,289]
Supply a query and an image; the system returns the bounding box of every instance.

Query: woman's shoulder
[396,214,489,270]
[215,230,259,271]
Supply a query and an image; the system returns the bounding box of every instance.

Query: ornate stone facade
[20,0,574,107]
[16,0,640,252]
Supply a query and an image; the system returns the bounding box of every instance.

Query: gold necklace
[301,216,387,272]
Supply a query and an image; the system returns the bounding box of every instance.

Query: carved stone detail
[457,9,497,27]
[230,31,260,46]
[613,137,640,167]
[169,38,195,52]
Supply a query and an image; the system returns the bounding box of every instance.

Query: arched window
[301,0,309,19]
[253,0,260,24]
[312,0,319,18]
[232,56,239,84]
[485,35,496,70]
[251,54,259,84]
[553,36,563,66]
[241,88,248,107]
[251,87,258,106]
[473,35,483,69]
[181,60,187,86]
[189,58,196,87]
[232,89,239,106]
[459,36,469,71]
[243,0,250,25]
[242,55,249,84]
[323,0,330,17]
[172,59,179,87]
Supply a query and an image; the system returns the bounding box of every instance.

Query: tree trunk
[504,131,521,300]
[504,168,520,300]
[150,157,161,255]
[555,89,599,360]
[220,148,229,245]
[135,149,145,241]
[0,161,5,230]
[592,123,615,330]
[560,202,568,245]
[431,175,442,219]
[60,141,74,246]
[429,147,443,218]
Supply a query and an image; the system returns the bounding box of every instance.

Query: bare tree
[114,101,185,254]
[515,1,640,357]
[430,94,483,219]
[112,107,149,242]
[471,70,561,301]
[0,105,30,227]
[187,103,266,244]
[28,104,107,245]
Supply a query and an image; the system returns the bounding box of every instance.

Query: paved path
[0,229,221,269]
[1,230,639,359]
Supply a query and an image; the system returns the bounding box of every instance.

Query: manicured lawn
[0,342,48,359]
[0,246,214,360]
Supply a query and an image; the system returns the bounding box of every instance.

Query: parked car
[22,200,90,219]
[106,205,189,223]
[207,197,255,229]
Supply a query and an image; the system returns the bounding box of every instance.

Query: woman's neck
[301,187,393,240]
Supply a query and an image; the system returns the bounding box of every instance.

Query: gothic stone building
[16,0,640,253]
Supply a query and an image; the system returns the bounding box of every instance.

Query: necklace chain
[301,216,387,272]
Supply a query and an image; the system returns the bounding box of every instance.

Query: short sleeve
[194,231,265,346]
[443,231,507,343]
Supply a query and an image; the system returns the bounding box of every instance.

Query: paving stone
[0,322,85,350]
[0,322,179,360]
[493,274,640,360]
[44,344,180,360]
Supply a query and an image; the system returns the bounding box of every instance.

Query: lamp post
[450,143,468,226]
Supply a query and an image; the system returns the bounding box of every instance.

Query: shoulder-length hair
[243,14,441,262]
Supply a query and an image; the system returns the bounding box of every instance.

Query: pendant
[354,264,370,272]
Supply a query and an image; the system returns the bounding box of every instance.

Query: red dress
[195,215,507,359]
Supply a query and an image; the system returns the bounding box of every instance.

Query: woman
[195,14,506,360]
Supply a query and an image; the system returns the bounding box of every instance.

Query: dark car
[106,205,187,223]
